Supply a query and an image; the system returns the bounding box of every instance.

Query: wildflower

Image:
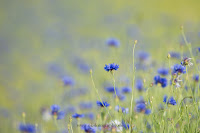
[104,63,119,72]
[122,120,129,130]
[154,75,168,88]
[115,105,129,114]
[169,52,181,59]
[72,113,84,118]
[163,95,177,105]
[136,79,144,91]
[135,103,151,115]
[62,76,75,86]
[121,86,131,93]
[172,74,182,88]
[198,47,200,52]
[173,64,186,74]
[19,123,36,133]
[81,124,97,133]
[105,86,119,93]
[109,120,122,132]
[193,74,199,82]
[137,51,150,61]
[113,92,126,101]
[157,68,169,76]
[51,105,65,120]
[79,102,93,109]
[181,57,193,67]
[106,38,120,47]
[96,101,110,107]
[40,107,51,121]
[85,113,95,120]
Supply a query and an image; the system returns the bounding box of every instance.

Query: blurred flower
[163,95,177,105]
[104,63,119,72]
[106,38,120,47]
[173,64,186,74]
[72,113,84,118]
[81,124,96,133]
[157,68,169,76]
[62,76,75,86]
[122,120,129,130]
[113,92,126,101]
[136,79,144,91]
[96,101,110,107]
[134,97,151,115]
[115,105,129,114]
[109,120,122,132]
[193,74,199,82]
[51,105,65,120]
[154,75,168,88]
[121,86,131,93]
[198,47,200,52]
[172,74,182,88]
[19,123,36,133]
[40,107,51,121]
[79,102,93,109]
[137,51,150,61]
[181,57,193,67]
[169,52,181,59]
[85,113,95,120]
[105,86,119,93]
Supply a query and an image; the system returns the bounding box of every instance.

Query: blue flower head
[134,102,151,115]
[79,102,93,109]
[198,47,200,52]
[85,113,95,120]
[122,120,129,130]
[104,63,119,72]
[96,101,110,107]
[51,105,65,120]
[115,105,129,114]
[173,64,186,74]
[163,95,177,105]
[154,75,168,88]
[72,113,84,119]
[136,79,144,91]
[193,74,199,82]
[114,92,126,101]
[157,68,169,76]
[81,124,96,133]
[106,38,120,47]
[121,86,131,93]
[137,51,150,61]
[169,52,181,59]
[105,86,119,93]
[19,123,36,133]
[62,76,75,86]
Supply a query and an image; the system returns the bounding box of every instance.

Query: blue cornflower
[193,74,199,82]
[136,79,144,91]
[106,38,120,47]
[85,113,95,120]
[121,86,131,93]
[104,63,119,72]
[198,47,200,52]
[122,120,129,130]
[115,105,129,114]
[72,113,84,118]
[154,75,168,88]
[157,68,169,76]
[137,51,150,61]
[163,95,177,105]
[169,52,181,59]
[51,105,65,120]
[62,76,75,86]
[96,101,110,107]
[79,102,93,109]
[173,64,186,74]
[81,124,97,133]
[19,123,36,133]
[114,92,126,101]
[105,86,119,93]
[134,103,151,115]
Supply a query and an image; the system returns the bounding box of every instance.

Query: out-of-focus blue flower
[193,74,199,82]
[62,76,75,86]
[135,96,145,104]
[81,124,97,133]
[104,63,119,72]
[121,87,131,93]
[106,38,120,47]
[169,52,181,59]
[115,105,129,114]
[85,113,95,120]
[113,92,126,101]
[157,68,169,76]
[122,120,129,130]
[137,51,150,61]
[198,47,200,52]
[72,113,84,118]
[96,101,110,107]
[79,102,93,109]
[105,86,119,93]
[163,95,177,105]
[173,64,186,74]
[134,103,151,115]
[19,123,36,133]
[136,79,144,91]
[154,75,168,88]
[51,105,65,120]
